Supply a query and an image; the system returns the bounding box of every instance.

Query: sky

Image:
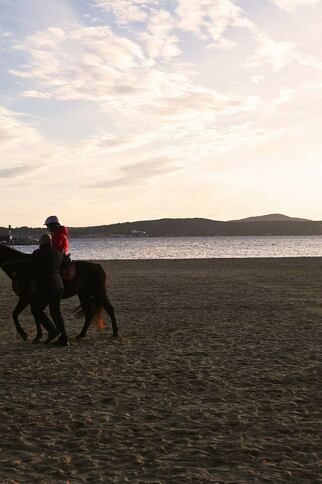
[1,0,322,227]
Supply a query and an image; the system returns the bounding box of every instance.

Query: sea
[12,236,322,259]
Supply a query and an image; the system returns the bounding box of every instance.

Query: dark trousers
[31,288,67,339]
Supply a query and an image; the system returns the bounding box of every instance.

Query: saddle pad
[62,263,76,280]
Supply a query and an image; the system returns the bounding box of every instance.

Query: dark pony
[0,244,118,342]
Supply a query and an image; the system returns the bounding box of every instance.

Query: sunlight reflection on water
[13,236,322,259]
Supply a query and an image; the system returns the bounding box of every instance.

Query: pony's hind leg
[12,298,29,341]
[103,296,118,337]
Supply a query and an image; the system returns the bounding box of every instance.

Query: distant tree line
[1,216,322,238]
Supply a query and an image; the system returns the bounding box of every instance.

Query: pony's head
[0,243,28,262]
[0,244,30,278]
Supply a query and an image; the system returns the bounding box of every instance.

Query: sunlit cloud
[140,9,182,60]
[10,21,261,124]
[87,157,179,188]
[11,26,149,102]
[271,0,322,11]
[247,32,322,71]
[94,0,157,24]
[273,89,295,105]
[0,164,39,179]
[0,106,56,186]
[176,0,256,43]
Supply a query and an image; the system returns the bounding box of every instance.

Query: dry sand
[0,258,321,483]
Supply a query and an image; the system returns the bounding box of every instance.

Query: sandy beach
[0,258,321,483]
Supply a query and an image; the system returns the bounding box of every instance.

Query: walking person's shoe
[43,329,61,344]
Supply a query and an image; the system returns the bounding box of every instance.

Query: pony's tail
[72,303,104,330]
[92,303,105,330]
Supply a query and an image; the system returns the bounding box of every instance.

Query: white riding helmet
[44,215,60,225]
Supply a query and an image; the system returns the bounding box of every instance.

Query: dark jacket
[30,244,64,293]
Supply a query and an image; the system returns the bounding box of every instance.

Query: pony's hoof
[75,334,85,340]
[21,333,28,342]
[113,332,118,338]
[32,337,42,344]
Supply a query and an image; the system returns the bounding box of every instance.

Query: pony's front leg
[32,320,43,344]
[12,298,29,341]
[75,294,92,339]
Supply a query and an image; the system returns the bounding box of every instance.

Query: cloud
[143,89,260,117]
[11,25,149,101]
[140,9,182,60]
[94,0,157,24]
[10,22,263,124]
[273,89,295,105]
[247,31,322,71]
[0,106,41,145]
[0,106,55,183]
[21,90,51,99]
[0,164,39,178]
[175,0,257,44]
[271,0,322,11]
[86,158,179,188]
[250,75,265,84]
[95,0,257,50]
[248,33,297,71]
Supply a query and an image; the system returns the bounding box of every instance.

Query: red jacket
[52,226,69,254]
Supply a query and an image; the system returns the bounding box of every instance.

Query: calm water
[12,236,322,259]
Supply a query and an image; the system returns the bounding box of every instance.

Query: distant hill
[70,218,225,237]
[1,214,322,238]
[231,213,310,223]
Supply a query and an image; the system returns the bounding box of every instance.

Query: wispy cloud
[0,164,39,178]
[10,26,149,101]
[0,106,55,184]
[140,9,182,60]
[94,0,158,24]
[271,0,322,11]
[248,31,322,71]
[176,0,256,43]
[86,158,179,188]
[9,21,263,125]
